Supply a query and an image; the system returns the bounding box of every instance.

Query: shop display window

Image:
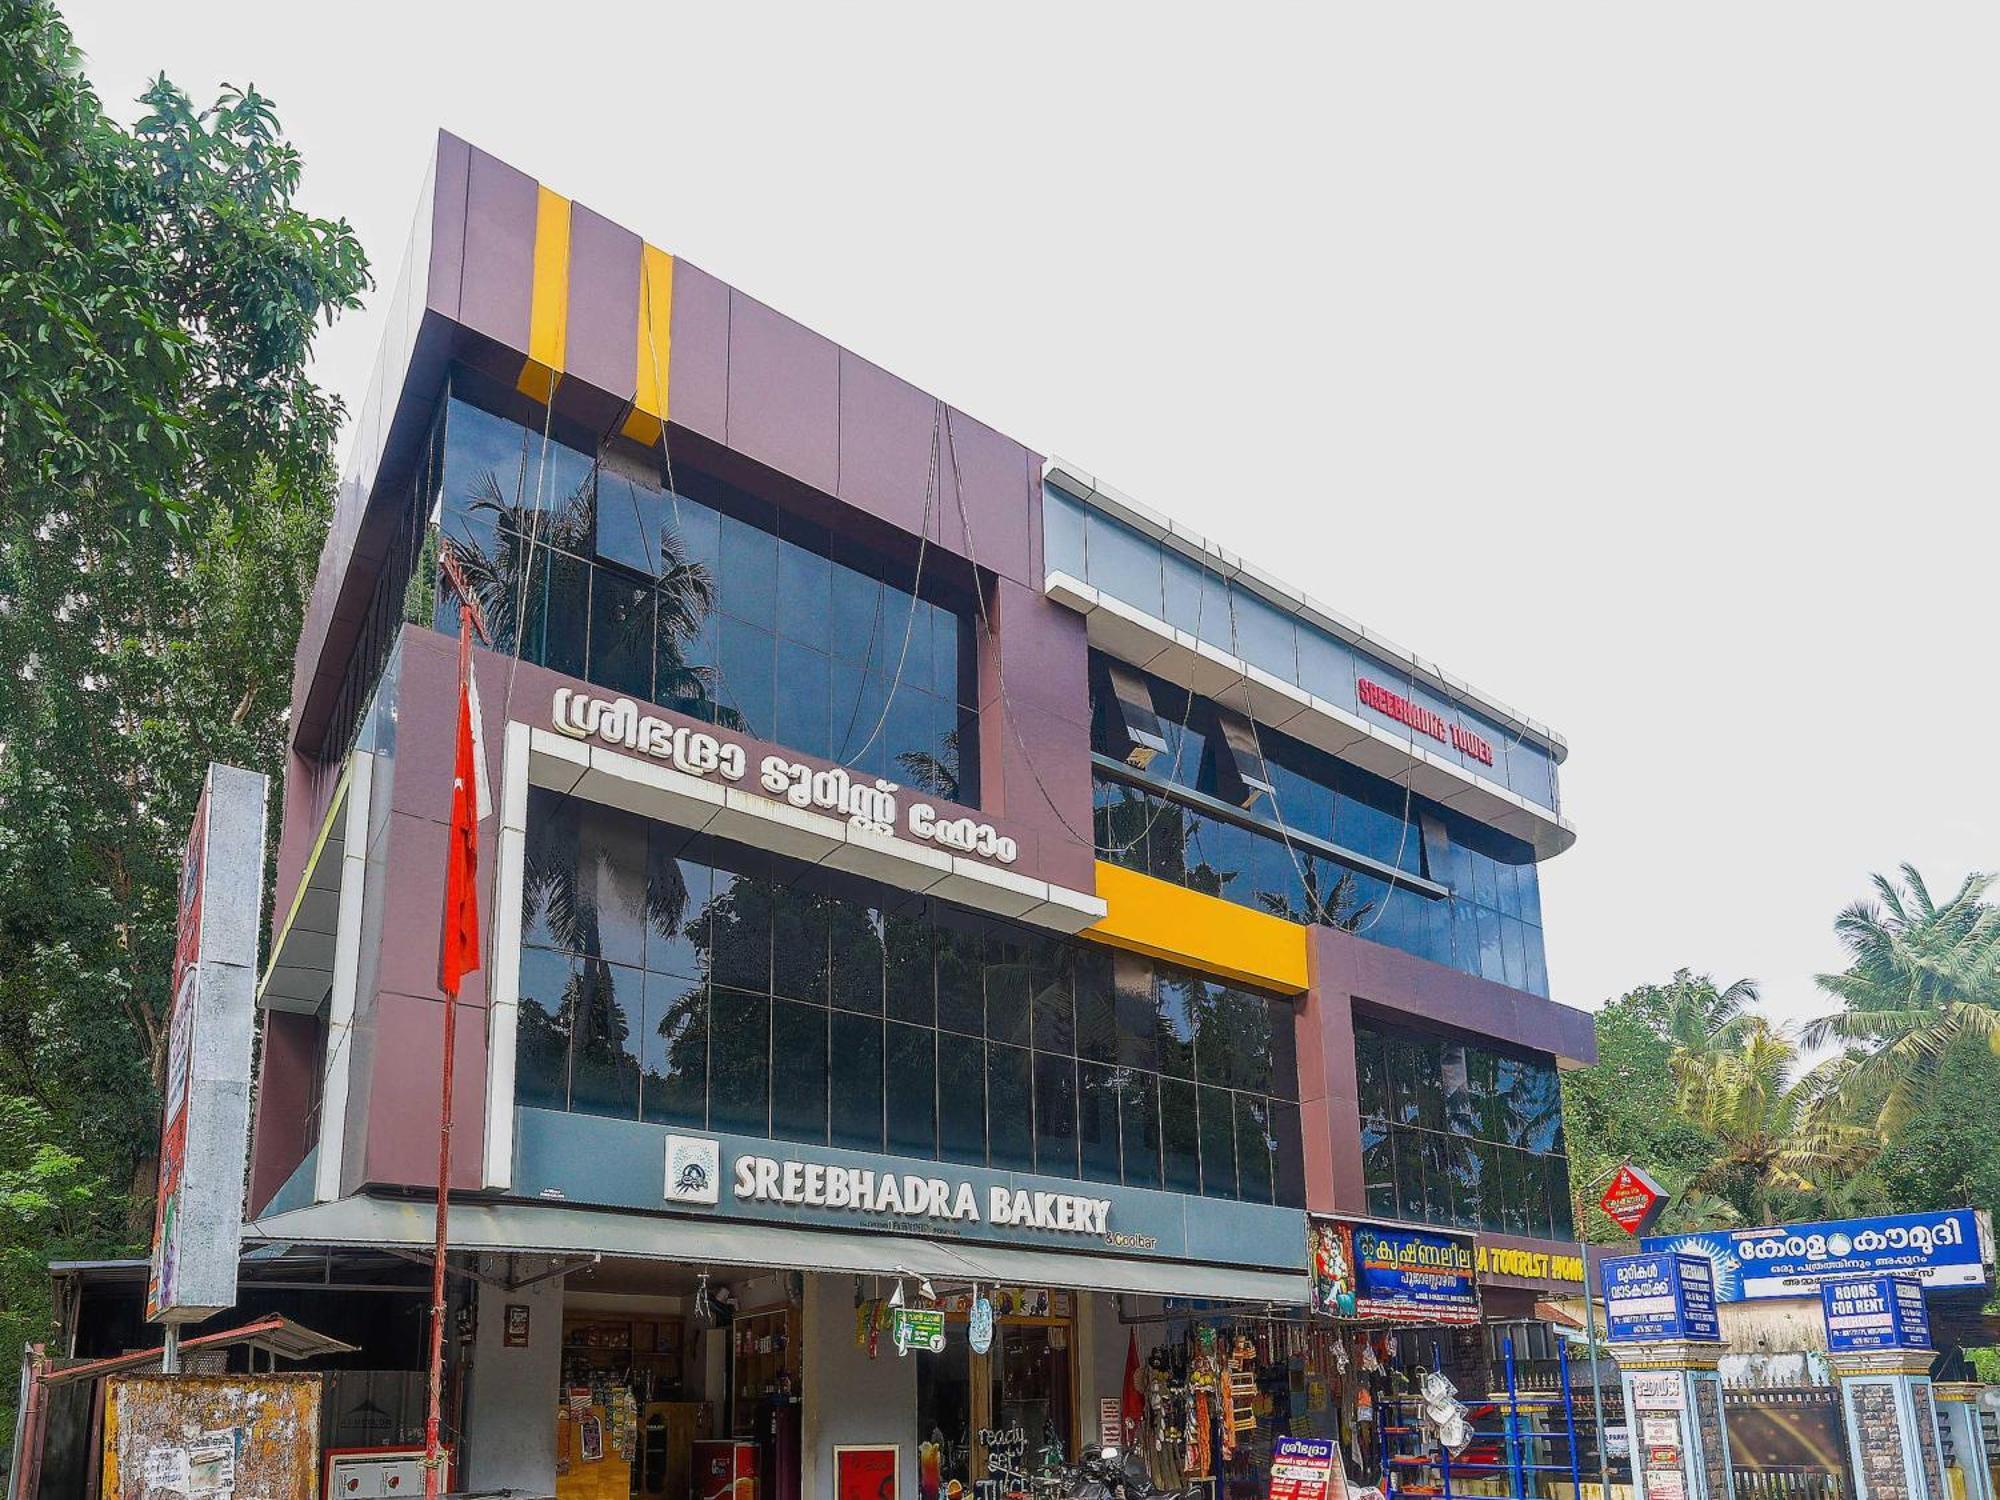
[518,788,1307,1206]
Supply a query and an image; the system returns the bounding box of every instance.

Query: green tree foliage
[1572,870,2000,1250]
[0,0,366,1383]
[1805,865,2000,1133]
[1561,976,1735,1241]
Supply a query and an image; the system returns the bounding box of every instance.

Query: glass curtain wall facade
[431,392,975,799]
[517,788,1307,1207]
[1091,659,1549,996]
[1044,487,1561,811]
[1353,1019,1572,1239]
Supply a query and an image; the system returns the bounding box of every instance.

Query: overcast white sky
[63,2,2000,1028]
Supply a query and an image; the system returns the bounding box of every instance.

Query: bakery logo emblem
[664,1136,721,1207]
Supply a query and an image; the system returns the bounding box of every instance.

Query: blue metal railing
[1379,1335,1590,1500]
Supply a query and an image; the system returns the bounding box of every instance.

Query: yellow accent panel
[518,185,572,402]
[1085,862,1308,994]
[623,243,674,444]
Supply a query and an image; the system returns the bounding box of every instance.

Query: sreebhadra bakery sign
[553,688,1018,863]
[667,1135,1117,1237]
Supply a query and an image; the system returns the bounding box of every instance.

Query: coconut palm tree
[1803,865,2000,1134]
[1641,970,1762,1110]
[1675,1019,1879,1225]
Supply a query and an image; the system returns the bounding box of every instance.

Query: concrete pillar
[1931,1383,1995,1500]
[463,1258,565,1493]
[1822,1275,1947,1500]
[1602,1252,1733,1500]
[1611,1345,1736,1500]
[798,1273,915,1499]
[1829,1350,1946,1500]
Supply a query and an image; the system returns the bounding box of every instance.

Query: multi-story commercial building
[244,133,1594,1498]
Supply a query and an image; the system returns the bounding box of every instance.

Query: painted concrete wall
[800,1273,916,1498]
[464,1257,564,1493]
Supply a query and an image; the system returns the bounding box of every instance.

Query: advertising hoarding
[146,764,267,1324]
[1822,1275,1933,1353]
[1644,1209,1989,1302]
[1309,1217,1479,1325]
[1603,1252,1721,1343]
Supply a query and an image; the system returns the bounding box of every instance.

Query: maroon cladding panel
[456,145,538,355]
[564,205,642,404]
[1313,921,1596,1066]
[724,289,839,497]
[427,131,471,323]
[246,1010,321,1214]
[837,353,962,551]
[358,988,490,1190]
[1297,920,1595,1217]
[1295,958,1363,1215]
[666,257,729,442]
[935,406,1036,588]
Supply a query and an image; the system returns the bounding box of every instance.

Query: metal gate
[1723,1382,1850,1500]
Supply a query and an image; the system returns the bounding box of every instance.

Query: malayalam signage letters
[1309,1217,1479,1325]
[1602,1252,1721,1343]
[1645,1209,1990,1302]
[552,688,1019,864]
[1600,1163,1670,1237]
[1268,1436,1336,1500]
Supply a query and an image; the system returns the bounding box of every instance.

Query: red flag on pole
[1121,1328,1144,1448]
[439,627,481,998]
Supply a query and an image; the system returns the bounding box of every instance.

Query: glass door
[988,1324,1073,1472]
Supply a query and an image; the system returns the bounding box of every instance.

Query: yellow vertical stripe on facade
[1084,861,1309,994]
[623,243,674,445]
[517,185,573,402]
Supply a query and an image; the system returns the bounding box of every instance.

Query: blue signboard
[1645,1209,1988,1302]
[1823,1275,1933,1353]
[1602,1251,1722,1343]
[1311,1220,1480,1324]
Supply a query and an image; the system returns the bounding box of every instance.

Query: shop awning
[245,1195,1308,1306]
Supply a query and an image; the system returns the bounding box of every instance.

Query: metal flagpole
[425,548,490,1500]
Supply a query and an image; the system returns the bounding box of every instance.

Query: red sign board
[1357,678,1495,766]
[1600,1163,1669,1237]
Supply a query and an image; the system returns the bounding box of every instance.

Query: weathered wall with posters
[102,1375,320,1500]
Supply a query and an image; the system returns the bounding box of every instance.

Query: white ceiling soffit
[1046,572,1577,861]
[257,765,353,1013]
[243,1193,1309,1306]
[526,728,1107,933]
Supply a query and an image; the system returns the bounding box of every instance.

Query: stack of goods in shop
[1127,1320,1426,1499]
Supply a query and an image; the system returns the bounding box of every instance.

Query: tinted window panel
[1197,1085,1238,1200]
[1077,1063,1122,1185]
[1120,1074,1163,1190]
[829,1011,884,1151]
[1160,1079,1201,1195]
[936,1033,986,1166]
[709,864,772,993]
[708,988,769,1134]
[886,1023,937,1159]
[1033,1053,1078,1178]
[987,1045,1034,1171]
[770,1000,828,1144]
[516,946,576,1111]
[641,970,706,1128]
[884,909,935,1026]
[1235,1094,1275,1205]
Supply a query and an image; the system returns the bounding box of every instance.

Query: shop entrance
[916,1293,1077,1495]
